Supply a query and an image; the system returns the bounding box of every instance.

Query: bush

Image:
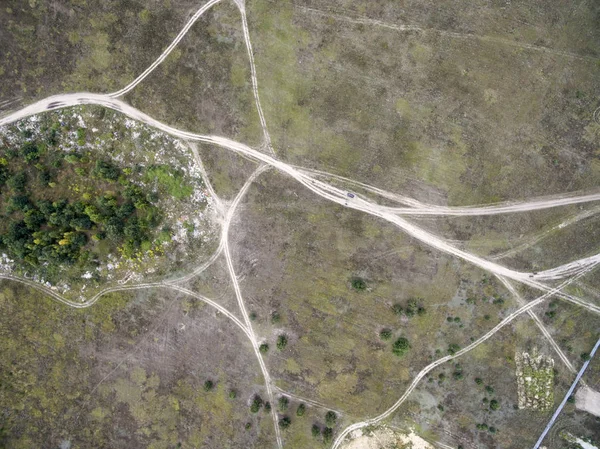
[279,416,291,429]
[271,311,281,323]
[379,328,392,340]
[250,395,263,413]
[475,377,483,385]
[229,390,237,399]
[203,380,214,391]
[392,304,403,316]
[311,424,321,437]
[490,399,500,410]
[296,403,306,417]
[277,334,288,350]
[485,385,495,395]
[447,344,460,355]
[351,277,367,291]
[259,343,269,354]
[264,401,271,412]
[323,427,334,443]
[245,422,251,430]
[278,396,289,411]
[581,352,591,361]
[393,337,411,357]
[325,411,337,426]
[453,371,464,380]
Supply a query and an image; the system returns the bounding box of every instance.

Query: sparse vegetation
[325,411,337,426]
[379,328,393,340]
[296,403,306,417]
[250,395,263,413]
[351,277,367,291]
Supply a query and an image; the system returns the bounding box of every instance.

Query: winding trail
[1,2,599,447]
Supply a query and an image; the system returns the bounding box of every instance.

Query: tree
[296,403,306,417]
[8,173,27,192]
[279,416,291,429]
[277,334,288,350]
[447,343,460,355]
[94,159,120,181]
[351,277,367,291]
[393,337,411,357]
[325,411,337,426]
[278,396,289,411]
[379,328,392,340]
[250,395,263,413]
[392,304,403,316]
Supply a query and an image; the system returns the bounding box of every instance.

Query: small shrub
[392,304,403,316]
[484,314,491,320]
[323,427,334,443]
[453,371,464,380]
[351,277,367,291]
[567,395,575,404]
[581,352,591,361]
[488,426,497,434]
[447,316,453,322]
[271,311,281,324]
[249,312,257,321]
[325,411,337,426]
[250,395,263,413]
[311,424,321,437]
[485,385,495,395]
[453,316,461,323]
[447,344,460,355]
[279,416,291,429]
[264,401,271,412]
[393,337,411,357]
[229,390,237,399]
[278,396,289,412]
[203,380,214,391]
[277,334,288,350]
[379,328,392,340]
[245,422,251,430]
[475,377,483,385]
[437,404,444,411]
[490,399,500,410]
[296,403,306,417]
[259,343,269,354]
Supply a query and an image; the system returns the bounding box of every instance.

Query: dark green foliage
[278,396,289,411]
[447,344,460,355]
[488,426,497,434]
[453,371,464,380]
[264,401,271,412]
[229,390,237,399]
[392,304,403,316]
[203,380,214,391]
[93,159,120,181]
[437,404,444,411]
[259,343,269,354]
[311,424,321,437]
[277,334,288,350]
[476,423,488,431]
[490,399,500,410]
[296,403,306,417]
[485,385,495,395]
[405,299,419,317]
[249,312,257,321]
[393,337,410,357]
[271,311,281,323]
[0,122,172,282]
[325,411,337,426]
[351,277,367,291]
[250,395,263,413]
[8,172,27,192]
[379,328,392,340]
[244,422,251,430]
[453,316,461,323]
[279,416,291,429]
[567,395,575,403]
[323,427,334,443]
[581,352,591,361]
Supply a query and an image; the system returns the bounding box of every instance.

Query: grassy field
[1,0,599,448]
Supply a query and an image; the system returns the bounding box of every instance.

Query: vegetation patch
[0,107,216,298]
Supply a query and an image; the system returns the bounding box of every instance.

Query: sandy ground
[575,385,600,418]
[342,427,434,449]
